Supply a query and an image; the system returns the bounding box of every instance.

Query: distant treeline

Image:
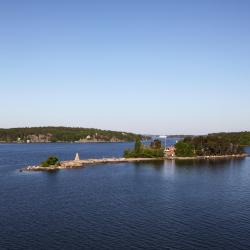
[0,127,148,143]
[175,132,249,157]
[167,135,192,138]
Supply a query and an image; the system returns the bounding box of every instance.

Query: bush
[41,156,60,167]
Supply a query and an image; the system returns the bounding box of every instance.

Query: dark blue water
[1,142,250,250]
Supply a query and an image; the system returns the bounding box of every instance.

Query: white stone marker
[74,153,80,161]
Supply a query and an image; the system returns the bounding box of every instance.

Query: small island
[21,133,249,172]
[21,155,164,172]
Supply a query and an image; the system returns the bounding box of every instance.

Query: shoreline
[166,154,248,160]
[0,141,133,144]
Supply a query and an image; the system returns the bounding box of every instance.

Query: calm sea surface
[1,140,250,250]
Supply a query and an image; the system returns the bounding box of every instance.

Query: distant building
[165,146,175,157]
[26,134,52,143]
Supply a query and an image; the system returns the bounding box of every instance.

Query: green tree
[134,137,142,153]
[175,141,195,157]
[41,156,59,167]
[124,139,164,158]
[150,139,162,149]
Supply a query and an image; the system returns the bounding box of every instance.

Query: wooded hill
[0,127,148,143]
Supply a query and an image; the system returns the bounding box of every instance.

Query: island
[21,155,164,172]
[20,138,165,172]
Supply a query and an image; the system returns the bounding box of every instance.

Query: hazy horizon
[1,0,249,134]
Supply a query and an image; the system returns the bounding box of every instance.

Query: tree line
[175,134,246,157]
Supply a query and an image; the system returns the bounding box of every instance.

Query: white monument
[74,153,80,161]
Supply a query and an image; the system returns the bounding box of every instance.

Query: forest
[208,131,250,146]
[175,133,247,157]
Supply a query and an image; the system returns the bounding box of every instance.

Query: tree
[150,139,162,149]
[124,138,164,158]
[41,156,60,167]
[175,141,195,157]
[134,137,142,153]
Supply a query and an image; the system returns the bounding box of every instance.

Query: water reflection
[133,160,165,171]
[174,158,246,169]
[131,158,248,179]
[132,158,247,172]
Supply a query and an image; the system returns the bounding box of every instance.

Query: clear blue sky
[1,0,249,134]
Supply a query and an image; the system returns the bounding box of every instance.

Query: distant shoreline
[0,126,149,144]
[0,141,133,144]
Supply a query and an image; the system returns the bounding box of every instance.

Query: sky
[0,0,250,135]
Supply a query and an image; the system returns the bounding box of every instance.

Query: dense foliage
[0,127,147,142]
[41,156,60,167]
[209,132,250,146]
[124,139,164,158]
[175,135,245,157]
[175,141,195,157]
